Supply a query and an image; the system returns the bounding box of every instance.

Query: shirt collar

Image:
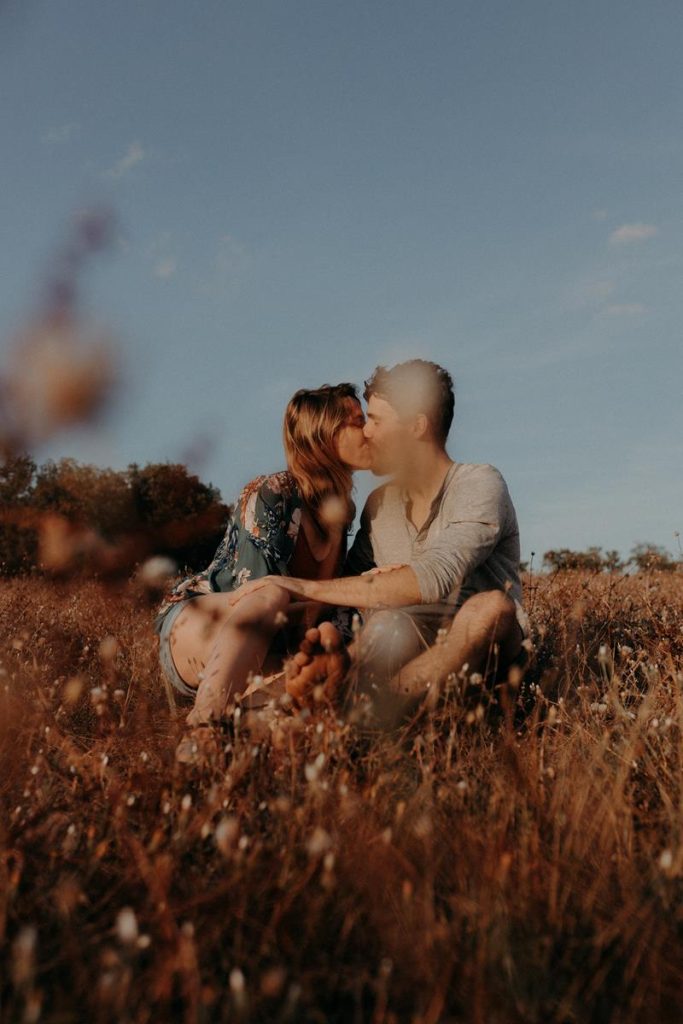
[399,460,458,525]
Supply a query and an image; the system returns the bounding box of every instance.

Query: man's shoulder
[451,461,507,488]
[361,480,400,519]
[447,461,511,507]
[453,460,504,479]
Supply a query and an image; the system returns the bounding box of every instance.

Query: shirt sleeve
[344,499,376,576]
[409,466,509,604]
[236,474,301,581]
[168,508,238,598]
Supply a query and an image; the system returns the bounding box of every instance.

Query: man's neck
[399,447,454,504]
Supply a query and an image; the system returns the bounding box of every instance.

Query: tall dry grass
[1,569,682,1023]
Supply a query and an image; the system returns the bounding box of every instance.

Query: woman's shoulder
[236,471,301,531]
[238,470,300,508]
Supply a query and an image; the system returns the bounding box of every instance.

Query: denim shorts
[157,592,304,701]
[158,599,199,699]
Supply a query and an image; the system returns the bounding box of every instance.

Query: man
[239,359,530,727]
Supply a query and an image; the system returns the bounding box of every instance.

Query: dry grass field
[1,569,683,1023]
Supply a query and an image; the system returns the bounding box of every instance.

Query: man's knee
[358,609,427,678]
[349,609,427,729]
[362,608,425,653]
[457,590,517,633]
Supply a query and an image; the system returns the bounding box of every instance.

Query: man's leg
[387,590,523,702]
[284,607,436,729]
[346,607,438,727]
[283,591,525,728]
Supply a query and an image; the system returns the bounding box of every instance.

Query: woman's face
[335,398,372,470]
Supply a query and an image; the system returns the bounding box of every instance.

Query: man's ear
[412,413,429,440]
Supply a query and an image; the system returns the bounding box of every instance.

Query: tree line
[538,544,680,574]
[1,453,679,580]
[0,453,231,579]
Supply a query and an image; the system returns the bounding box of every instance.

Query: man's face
[363,394,416,476]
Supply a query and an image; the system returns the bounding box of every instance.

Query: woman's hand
[176,576,213,596]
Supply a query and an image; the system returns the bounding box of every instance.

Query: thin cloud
[43,122,80,145]
[154,257,177,279]
[148,233,177,280]
[604,303,647,316]
[585,279,615,301]
[104,142,146,179]
[592,208,608,222]
[216,234,248,275]
[197,233,250,296]
[563,276,615,313]
[609,223,658,245]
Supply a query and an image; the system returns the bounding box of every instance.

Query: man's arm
[286,465,508,610]
[273,512,499,610]
[229,467,511,611]
[409,519,500,604]
[274,564,422,609]
[408,465,509,604]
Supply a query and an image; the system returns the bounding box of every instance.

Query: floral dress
[152,471,353,639]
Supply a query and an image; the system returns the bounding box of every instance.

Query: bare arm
[270,564,422,609]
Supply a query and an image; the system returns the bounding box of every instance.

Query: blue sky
[1,0,681,561]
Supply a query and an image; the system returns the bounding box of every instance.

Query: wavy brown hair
[283,382,359,535]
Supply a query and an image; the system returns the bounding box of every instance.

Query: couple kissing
[152,359,531,763]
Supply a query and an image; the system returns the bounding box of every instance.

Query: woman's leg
[167,585,292,726]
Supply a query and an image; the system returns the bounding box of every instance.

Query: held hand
[176,576,213,596]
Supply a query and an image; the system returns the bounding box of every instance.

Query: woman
[152,382,371,758]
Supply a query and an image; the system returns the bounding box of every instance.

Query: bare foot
[175,724,227,767]
[185,706,209,729]
[285,622,350,707]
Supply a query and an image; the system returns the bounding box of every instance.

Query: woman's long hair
[283,382,359,535]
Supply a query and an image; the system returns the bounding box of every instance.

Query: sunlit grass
[1,569,682,1023]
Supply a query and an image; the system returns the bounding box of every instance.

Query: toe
[285,675,307,702]
[318,621,342,652]
[299,627,321,654]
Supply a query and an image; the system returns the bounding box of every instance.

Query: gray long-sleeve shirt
[345,461,530,637]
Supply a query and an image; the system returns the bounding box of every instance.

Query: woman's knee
[254,582,290,609]
[229,582,290,627]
